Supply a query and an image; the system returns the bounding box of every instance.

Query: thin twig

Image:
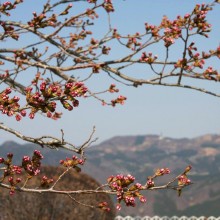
[50,167,72,189]
[68,194,95,209]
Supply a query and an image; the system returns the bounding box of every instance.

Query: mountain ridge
[1,133,220,216]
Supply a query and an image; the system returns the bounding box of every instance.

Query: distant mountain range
[1,134,220,217]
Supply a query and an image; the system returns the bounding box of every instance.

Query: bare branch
[0,123,78,152]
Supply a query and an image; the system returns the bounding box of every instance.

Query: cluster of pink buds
[145,23,160,38]
[64,81,87,98]
[23,78,87,119]
[112,28,120,39]
[0,70,9,79]
[40,175,54,188]
[22,150,43,176]
[160,17,182,47]
[177,165,192,186]
[111,95,127,107]
[174,58,191,71]
[0,153,22,195]
[0,1,23,16]
[155,168,171,176]
[0,150,51,195]
[0,153,22,177]
[140,52,158,64]
[107,174,146,210]
[178,175,191,186]
[8,176,21,184]
[0,157,5,164]
[202,51,212,59]
[144,3,212,49]
[124,196,135,207]
[108,84,119,93]
[27,11,57,29]
[40,82,61,97]
[14,50,31,62]
[2,1,13,8]
[190,4,212,35]
[0,87,25,120]
[92,64,101,73]
[108,174,135,190]
[203,67,219,81]
[146,179,155,188]
[0,0,23,36]
[86,8,99,20]
[63,81,87,108]
[59,4,72,16]
[205,44,220,59]
[98,202,110,212]
[90,38,99,45]
[11,165,22,174]
[8,176,22,195]
[126,36,141,50]
[103,0,114,13]
[60,33,76,51]
[0,22,19,40]
[187,42,198,57]
[102,45,111,55]
[70,31,92,45]
[192,55,205,69]
[60,155,85,172]
[163,25,181,39]
[163,37,175,47]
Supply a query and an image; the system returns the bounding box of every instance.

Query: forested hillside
[1,134,220,216]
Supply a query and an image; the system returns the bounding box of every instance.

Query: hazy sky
[1,0,220,145]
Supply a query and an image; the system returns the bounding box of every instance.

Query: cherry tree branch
[0,123,98,153]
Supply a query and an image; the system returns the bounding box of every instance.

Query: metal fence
[115,216,220,220]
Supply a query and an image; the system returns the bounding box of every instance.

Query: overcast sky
[1,0,220,145]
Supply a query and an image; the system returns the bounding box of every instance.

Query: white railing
[115,216,220,220]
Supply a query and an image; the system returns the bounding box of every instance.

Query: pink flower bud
[5,87,12,94]
[20,110,26,117]
[116,204,121,211]
[139,196,147,203]
[13,96,20,102]
[29,112,35,119]
[8,176,13,183]
[16,178,22,183]
[9,190,15,196]
[15,114,22,121]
